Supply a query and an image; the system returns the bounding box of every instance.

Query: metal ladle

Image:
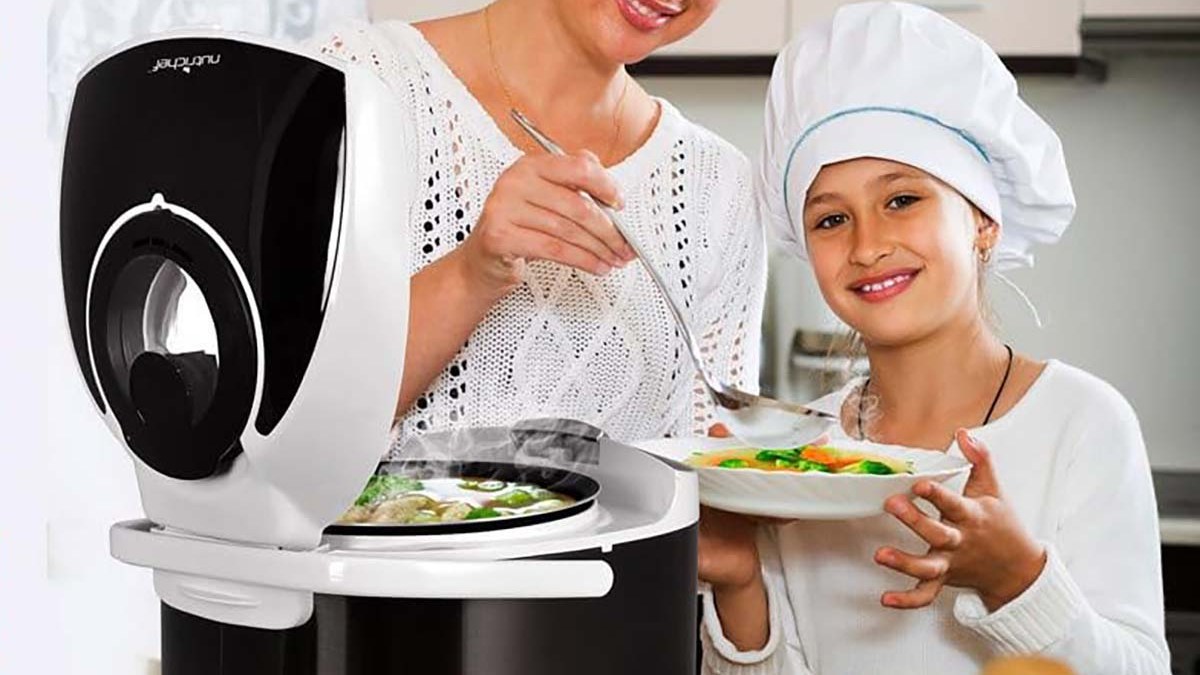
[510,109,839,449]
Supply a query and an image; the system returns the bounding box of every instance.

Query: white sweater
[702,360,1170,675]
[313,22,765,451]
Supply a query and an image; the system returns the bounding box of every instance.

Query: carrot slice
[800,446,862,469]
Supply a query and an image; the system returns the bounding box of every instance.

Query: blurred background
[5,1,1198,673]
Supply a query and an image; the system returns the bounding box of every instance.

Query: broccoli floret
[490,489,535,508]
[756,449,830,472]
[842,460,896,475]
[718,458,750,469]
[755,449,801,464]
[465,507,502,520]
[458,479,507,492]
[792,458,833,473]
[354,474,423,506]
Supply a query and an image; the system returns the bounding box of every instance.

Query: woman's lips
[849,269,920,304]
[615,0,683,31]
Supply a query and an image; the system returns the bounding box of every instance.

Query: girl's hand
[455,151,635,300]
[876,429,1047,612]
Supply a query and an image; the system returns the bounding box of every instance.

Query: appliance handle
[112,520,614,599]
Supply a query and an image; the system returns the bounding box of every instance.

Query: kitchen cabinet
[1084,0,1200,18]
[790,0,1083,56]
[1154,471,1200,674]
[655,0,789,55]
[368,0,789,54]
[368,0,485,23]
[365,0,1099,77]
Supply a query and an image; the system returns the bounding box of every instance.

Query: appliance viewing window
[107,255,221,425]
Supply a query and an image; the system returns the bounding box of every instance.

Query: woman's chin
[596,27,683,63]
[593,0,711,62]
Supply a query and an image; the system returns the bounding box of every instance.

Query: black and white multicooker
[59,31,699,675]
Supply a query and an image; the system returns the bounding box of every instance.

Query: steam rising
[381,417,604,473]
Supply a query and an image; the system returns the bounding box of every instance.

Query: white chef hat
[760,1,1076,271]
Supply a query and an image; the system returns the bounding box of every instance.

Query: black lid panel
[60,36,347,458]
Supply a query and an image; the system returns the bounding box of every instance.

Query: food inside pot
[338,474,578,525]
[686,445,912,475]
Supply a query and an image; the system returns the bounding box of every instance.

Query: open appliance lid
[59,30,415,549]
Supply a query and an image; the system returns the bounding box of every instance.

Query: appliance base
[161,526,697,675]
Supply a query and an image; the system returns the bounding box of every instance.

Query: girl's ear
[973,208,1001,257]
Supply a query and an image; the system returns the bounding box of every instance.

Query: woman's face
[801,158,997,347]
[552,0,720,63]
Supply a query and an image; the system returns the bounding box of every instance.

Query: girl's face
[802,158,998,347]
[550,0,720,64]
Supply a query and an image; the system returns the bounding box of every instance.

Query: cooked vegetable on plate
[636,437,971,520]
[687,445,912,475]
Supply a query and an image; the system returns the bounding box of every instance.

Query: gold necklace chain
[484,5,631,164]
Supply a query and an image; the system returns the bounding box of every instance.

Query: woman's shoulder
[652,102,757,249]
[310,19,431,82]
[662,101,751,177]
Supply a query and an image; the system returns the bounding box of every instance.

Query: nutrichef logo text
[149,54,221,74]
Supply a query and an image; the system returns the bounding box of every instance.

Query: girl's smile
[848,267,921,303]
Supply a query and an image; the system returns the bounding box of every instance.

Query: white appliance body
[60,31,413,551]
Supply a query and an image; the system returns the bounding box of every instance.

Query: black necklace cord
[855,344,1014,442]
[981,344,1014,426]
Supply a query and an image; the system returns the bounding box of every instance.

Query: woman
[698,3,1168,674]
[315,0,765,447]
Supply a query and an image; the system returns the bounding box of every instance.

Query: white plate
[636,437,971,520]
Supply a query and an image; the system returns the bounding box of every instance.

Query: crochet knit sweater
[315,21,766,452]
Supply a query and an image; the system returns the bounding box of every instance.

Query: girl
[315,0,765,449]
[698,3,1169,674]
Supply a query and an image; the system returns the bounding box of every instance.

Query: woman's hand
[876,429,1047,612]
[699,505,764,591]
[696,423,819,589]
[698,424,762,589]
[699,505,774,652]
[697,422,778,651]
[453,150,636,300]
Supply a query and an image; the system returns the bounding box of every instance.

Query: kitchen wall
[1,2,60,673]
[31,5,371,674]
[643,50,1200,471]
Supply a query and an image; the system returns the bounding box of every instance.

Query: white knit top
[701,361,1171,675]
[313,22,765,451]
